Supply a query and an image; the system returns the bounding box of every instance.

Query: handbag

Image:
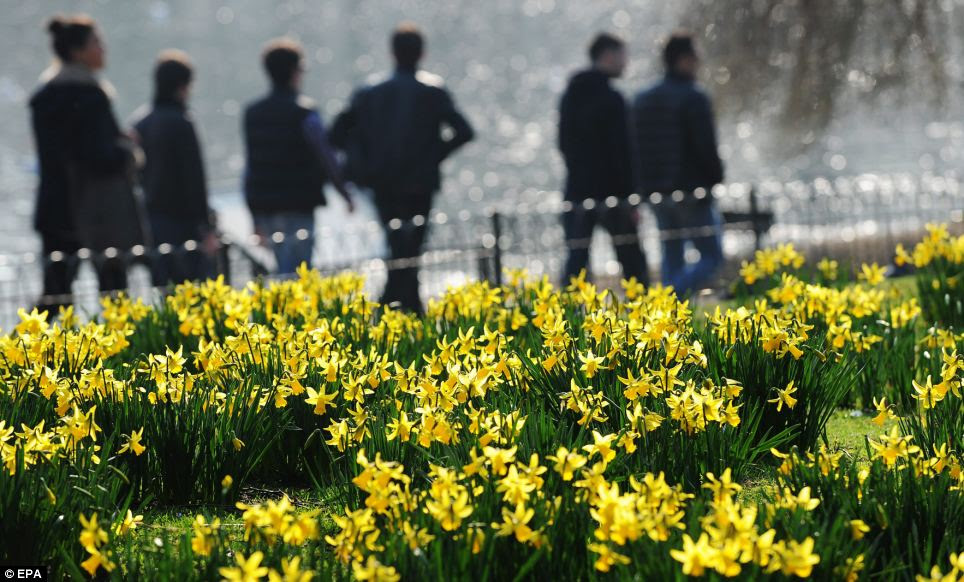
[69,144,150,253]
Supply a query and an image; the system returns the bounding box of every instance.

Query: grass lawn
[136,410,887,549]
[738,409,885,505]
[135,484,344,544]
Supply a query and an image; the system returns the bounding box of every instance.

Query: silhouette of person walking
[330,23,474,314]
[132,50,219,287]
[243,38,354,276]
[633,32,725,295]
[30,14,146,314]
[558,33,649,286]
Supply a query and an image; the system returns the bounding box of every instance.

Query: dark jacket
[243,88,327,214]
[29,66,131,237]
[632,73,724,195]
[329,68,474,206]
[132,100,211,236]
[558,69,635,202]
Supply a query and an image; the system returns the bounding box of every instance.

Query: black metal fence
[0,172,961,329]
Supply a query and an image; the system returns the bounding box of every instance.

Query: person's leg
[189,247,216,282]
[254,212,281,274]
[170,216,212,285]
[392,196,429,314]
[377,192,430,314]
[271,213,298,276]
[256,212,313,276]
[376,198,406,309]
[675,202,724,294]
[95,255,128,294]
[149,214,175,288]
[602,205,649,286]
[283,211,315,275]
[38,232,79,315]
[399,219,429,315]
[255,213,288,275]
[388,226,418,313]
[652,203,686,289]
[562,205,596,284]
[169,234,211,285]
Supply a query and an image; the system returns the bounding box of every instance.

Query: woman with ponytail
[29,14,146,313]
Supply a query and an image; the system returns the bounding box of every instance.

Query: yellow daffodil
[118,427,146,456]
[219,551,269,582]
[768,381,798,412]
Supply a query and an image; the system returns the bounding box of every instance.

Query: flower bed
[1,227,963,580]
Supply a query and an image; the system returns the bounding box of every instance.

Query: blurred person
[243,38,354,275]
[557,32,649,287]
[633,32,725,295]
[330,23,474,314]
[132,50,219,287]
[30,14,146,315]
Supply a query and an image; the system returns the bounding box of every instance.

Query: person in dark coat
[132,50,218,287]
[29,14,139,314]
[633,32,725,295]
[330,23,474,315]
[557,33,649,286]
[243,38,354,276]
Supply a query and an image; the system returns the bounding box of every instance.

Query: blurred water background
[2,1,962,256]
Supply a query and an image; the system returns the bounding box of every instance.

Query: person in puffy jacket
[558,32,649,286]
[633,32,725,295]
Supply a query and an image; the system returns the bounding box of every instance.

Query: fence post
[749,186,763,252]
[489,210,503,286]
[217,237,232,284]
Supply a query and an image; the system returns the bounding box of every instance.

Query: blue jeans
[253,212,315,275]
[652,200,723,295]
